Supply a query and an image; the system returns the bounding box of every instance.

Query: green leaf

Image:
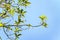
[17,34,22,36]
[39,15,47,21]
[25,1,31,6]
[14,27,19,32]
[20,9,26,17]
[27,24,32,27]
[9,8,15,16]
[0,23,4,27]
[0,11,9,18]
[7,26,12,30]
[42,22,47,27]
[15,21,18,25]
[18,15,24,23]
[15,33,21,40]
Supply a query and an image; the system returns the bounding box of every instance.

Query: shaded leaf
[42,22,47,27]
[17,34,22,36]
[25,1,31,6]
[27,24,32,27]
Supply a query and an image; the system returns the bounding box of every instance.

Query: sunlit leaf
[14,27,19,32]
[0,23,3,27]
[9,8,15,16]
[39,15,47,21]
[14,27,22,33]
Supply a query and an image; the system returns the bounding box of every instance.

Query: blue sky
[0,0,60,40]
[20,0,60,40]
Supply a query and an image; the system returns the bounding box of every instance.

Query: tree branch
[3,27,12,40]
[2,23,43,40]
[5,23,43,27]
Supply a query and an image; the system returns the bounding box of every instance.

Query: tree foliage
[0,0,47,40]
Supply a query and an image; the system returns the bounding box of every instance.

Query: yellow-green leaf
[9,8,15,16]
[14,27,19,32]
[42,22,47,27]
[39,15,47,21]
[25,2,31,6]
[27,24,32,27]
[0,23,4,27]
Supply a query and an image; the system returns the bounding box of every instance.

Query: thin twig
[3,27,12,40]
[5,23,43,27]
[2,23,43,40]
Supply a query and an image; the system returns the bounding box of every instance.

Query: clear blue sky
[0,0,60,40]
